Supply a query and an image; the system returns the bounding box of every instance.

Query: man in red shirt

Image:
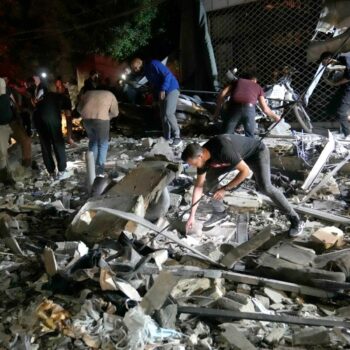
[214,72,280,137]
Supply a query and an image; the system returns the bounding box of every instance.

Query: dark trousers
[206,144,299,220]
[20,110,32,137]
[159,89,180,140]
[223,104,256,137]
[37,120,66,174]
[336,91,350,137]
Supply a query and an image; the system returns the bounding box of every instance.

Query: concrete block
[265,326,286,344]
[264,287,289,304]
[140,271,180,315]
[156,304,178,329]
[293,327,330,346]
[171,278,211,299]
[311,226,344,249]
[219,323,256,350]
[224,190,262,209]
[237,283,251,295]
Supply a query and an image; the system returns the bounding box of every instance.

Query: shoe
[288,216,304,237]
[344,135,350,141]
[203,211,230,228]
[172,138,183,148]
[56,170,70,181]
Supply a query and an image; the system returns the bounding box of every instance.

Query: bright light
[41,72,47,79]
[121,74,126,80]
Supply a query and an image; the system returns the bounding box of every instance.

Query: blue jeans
[223,103,256,137]
[83,119,110,175]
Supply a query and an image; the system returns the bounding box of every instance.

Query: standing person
[55,77,75,146]
[214,72,280,137]
[130,58,182,147]
[182,134,304,237]
[1,77,32,168]
[81,70,99,94]
[321,51,350,140]
[0,78,14,183]
[33,86,67,180]
[77,90,119,176]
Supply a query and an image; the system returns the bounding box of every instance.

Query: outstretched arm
[258,96,280,122]
[213,85,231,120]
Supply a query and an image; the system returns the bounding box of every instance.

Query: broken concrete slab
[219,323,257,350]
[265,326,286,345]
[224,190,262,210]
[67,159,181,243]
[263,287,290,304]
[302,131,335,191]
[221,226,272,268]
[256,253,347,286]
[140,271,180,315]
[171,278,211,299]
[292,326,330,346]
[155,304,178,329]
[267,241,316,266]
[314,249,350,277]
[302,153,350,202]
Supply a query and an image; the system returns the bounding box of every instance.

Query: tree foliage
[106,0,158,60]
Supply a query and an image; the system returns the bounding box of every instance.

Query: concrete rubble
[0,131,350,349]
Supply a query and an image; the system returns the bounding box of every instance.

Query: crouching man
[182,134,304,237]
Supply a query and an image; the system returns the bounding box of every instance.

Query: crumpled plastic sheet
[123,305,182,350]
[67,298,129,349]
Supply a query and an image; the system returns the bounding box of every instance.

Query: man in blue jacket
[131,58,182,147]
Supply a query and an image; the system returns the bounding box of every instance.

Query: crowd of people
[0,58,185,183]
[1,52,348,238]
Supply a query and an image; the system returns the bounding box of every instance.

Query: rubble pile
[0,133,350,349]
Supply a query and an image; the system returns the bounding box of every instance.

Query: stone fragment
[155,304,178,329]
[336,305,350,317]
[311,226,344,249]
[254,294,270,309]
[264,287,289,304]
[224,190,262,209]
[219,323,256,350]
[292,326,330,346]
[265,326,286,344]
[169,193,183,208]
[237,283,251,295]
[140,271,180,315]
[171,278,211,299]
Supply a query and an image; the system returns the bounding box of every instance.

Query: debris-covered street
[1,130,349,349]
[1,0,350,349]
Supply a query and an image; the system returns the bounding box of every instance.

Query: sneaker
[344,135,350,141]
[203,211,230,228]
[288,216,305,237]
[56,170,70,181]
[172,138,183,148]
